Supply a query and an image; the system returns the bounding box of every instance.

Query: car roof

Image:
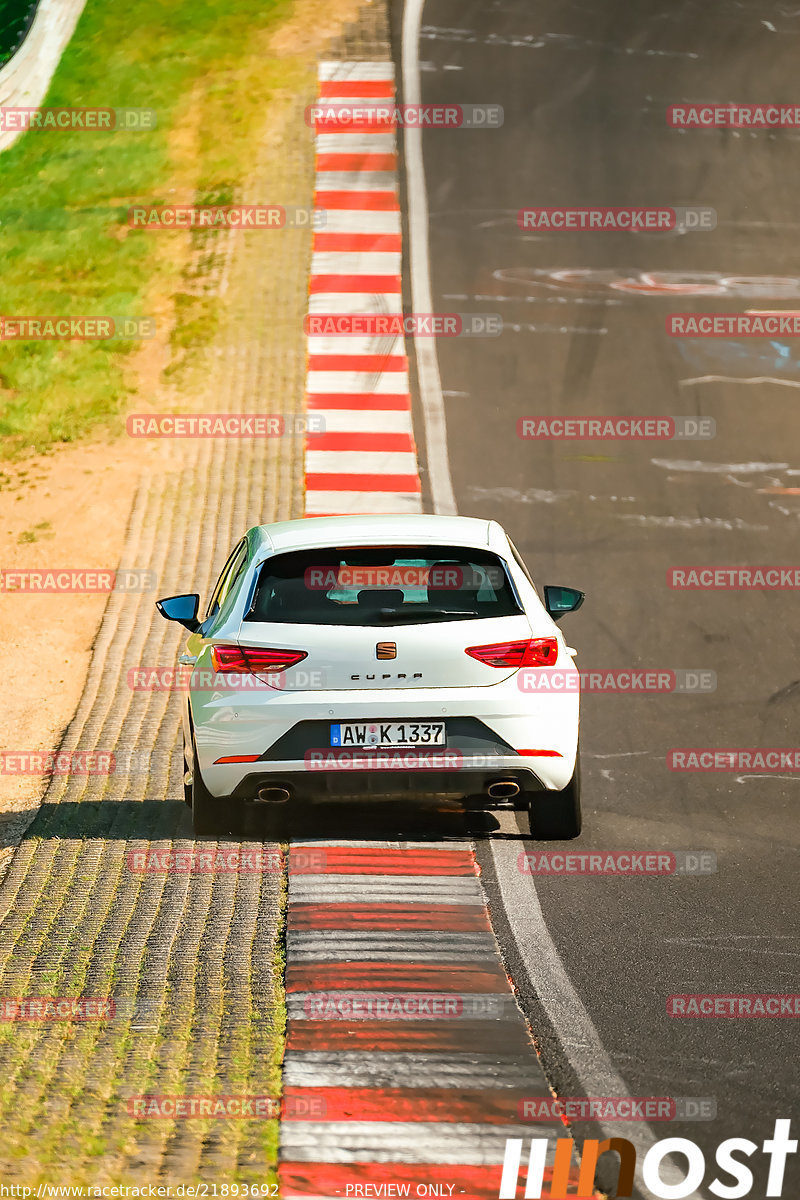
[247,514,507,558]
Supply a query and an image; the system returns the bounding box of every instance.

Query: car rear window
[245,545,521,626]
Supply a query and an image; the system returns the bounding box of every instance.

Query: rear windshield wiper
[376,607,478,621]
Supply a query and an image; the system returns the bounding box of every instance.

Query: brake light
[466,638,558,668]
[210,645,308,673]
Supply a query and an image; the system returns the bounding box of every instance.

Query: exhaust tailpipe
[486,779,521,800]
[255,786,291,804]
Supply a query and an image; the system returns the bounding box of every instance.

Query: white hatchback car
[156,514,584,839]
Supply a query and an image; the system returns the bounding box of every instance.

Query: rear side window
[245,545,522,626]
[205,539,248,620]
[507,539,536,587]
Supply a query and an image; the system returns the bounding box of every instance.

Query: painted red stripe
[316,153,397,171]
[306,393,411,410]
[307,355,407,372]
[315,190,399,210]
[286,963,508,992]
[287,904,491,932]
[313,232,401,252]
[287,1020,531,1053]
[318,81,395,98]
[279,1163,590,1199]
[289,848,477,874]
[304,472,422,492]
[308,432,415,452]
[282,1086,552,1124]
[309,275,401,293]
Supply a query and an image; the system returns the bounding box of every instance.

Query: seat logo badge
[376,642,397,660]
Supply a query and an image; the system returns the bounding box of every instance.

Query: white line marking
[316,132,397,153]
[311,251,402,274]
[311,409,414,433]
[307,337,406,357]
[306,450,419,473]
[319,61,395,81]
[315,171,399,190]
[309,293,403,314]
[488,839,709,1199]
[618,514,767,531]
[679,374,800,388]
[318,210,402,233]
[280,1120,548,1162]
[306,371,410,393]
[304,491,423,515]
[651,459,789,474]
[402,0,457,516]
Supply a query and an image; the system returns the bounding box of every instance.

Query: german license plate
[330,721,446,748]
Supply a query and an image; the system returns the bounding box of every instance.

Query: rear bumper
[190,680,579,796]
[230,761,547,803]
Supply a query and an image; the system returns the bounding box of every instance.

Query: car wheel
[182,736,193,807]
[187,729,243,837]
[527,756,582,840]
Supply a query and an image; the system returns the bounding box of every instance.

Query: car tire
[188,729,243,837]
[527,755,582,840]
[182,736,193,807]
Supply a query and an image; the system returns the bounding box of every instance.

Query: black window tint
[245,545,522,626]
[205,539,247,619]
[507,539,536,587]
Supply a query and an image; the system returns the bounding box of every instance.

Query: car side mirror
[543,585,585,621]
[156,593,200,631]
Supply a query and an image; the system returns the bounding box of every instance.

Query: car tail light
[210,645,308,673]
[516,749,563,757]
[466,638,559,668]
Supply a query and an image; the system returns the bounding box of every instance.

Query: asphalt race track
[390,0,800,1194]
[1,0,798,1194]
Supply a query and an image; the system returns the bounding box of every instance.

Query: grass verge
[0,0,310,456]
